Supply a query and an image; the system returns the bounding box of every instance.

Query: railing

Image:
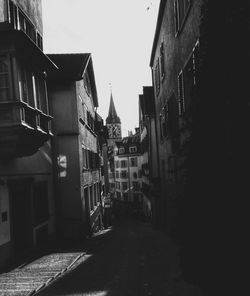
[0,101,52,134]
[2,0,43,50]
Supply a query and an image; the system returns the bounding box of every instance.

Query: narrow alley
[34,218,204,296]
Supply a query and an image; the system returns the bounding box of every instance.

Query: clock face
[108,124,121,138]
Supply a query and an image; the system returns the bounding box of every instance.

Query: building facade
[150,0,250,291]
[47,53,103,239]
[0,0,56,268]
[139,86,159,223]
[114,129,143,214]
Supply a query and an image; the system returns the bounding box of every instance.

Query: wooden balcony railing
[0,101,53,160]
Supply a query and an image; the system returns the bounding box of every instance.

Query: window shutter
[178,71,185,115]
[174,0,180,34]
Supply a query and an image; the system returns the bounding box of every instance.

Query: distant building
[139,86,159,223]
[106,92,122,145]
[0,0,56,268]
[47,53,103,239]
[105,93,122,197]
[114,129,142,213]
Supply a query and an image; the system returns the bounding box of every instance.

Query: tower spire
[106,85,121,124]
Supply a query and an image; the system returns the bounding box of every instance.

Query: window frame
[0,55,12,101]
[174,0,192,37]
[129,146,137,153]
[160,42,165,80]
[119,147,125,154]
[130,157,138,167]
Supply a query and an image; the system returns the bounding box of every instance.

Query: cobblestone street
[34,218,205,296]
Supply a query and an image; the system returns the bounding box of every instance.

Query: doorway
[9,179,33,258]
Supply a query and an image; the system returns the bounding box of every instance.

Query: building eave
[150,0,167,67]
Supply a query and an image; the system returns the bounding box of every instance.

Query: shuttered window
[178,40,199,116]
[178,71,185,115]
[174,0,192,35]
[160,42,165,79]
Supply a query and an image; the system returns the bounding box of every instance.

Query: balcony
[0,101,52,161]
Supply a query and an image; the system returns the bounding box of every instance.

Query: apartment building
[114,129,142,214]
[0,0,56,268]
[47,53,103,239]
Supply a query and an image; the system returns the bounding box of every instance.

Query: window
[130,157,138,167]
[84,72,92,97]
[129,146,137,153]
[94,183,98,206]
[87,111,95,131]
[115,182,120,189]
[174,0,180,35]
[9,1,43,50]
[18,66,35,106]
[178,71,185,115]
[178,41,199,115]
[123,192,128,201]
[159,114,163,141]
[174,0,191,35]
[160,42,165,79]
[115,171,119,178]
[115,160,120,168]
[34,73,48,112]
[120,170,127,179]
[161,102,169,138]
[82,103,88,123]
[82,146,89,169]
[132,181,140,191]
[0,56,10,101]
[122,182,128,190]
[121,160,127,168]
[133,172,138,179]
[119,147,125,154]
[154,58,160,95]
[90,185,94,211]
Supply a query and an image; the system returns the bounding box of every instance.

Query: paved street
[0,251,85,296]
[36,218,205,296]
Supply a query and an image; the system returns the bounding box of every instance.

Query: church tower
[106,92,122,146]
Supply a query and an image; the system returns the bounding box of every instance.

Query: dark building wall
[151,0,250,291]
[48,82,84,239]
[48,57,102,239]
[151,0,202,236]
[48,82,79,135]
[0,143,55,267]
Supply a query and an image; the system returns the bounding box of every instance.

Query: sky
[41,0,160,136]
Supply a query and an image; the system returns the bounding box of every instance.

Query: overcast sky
[42,0,160,136]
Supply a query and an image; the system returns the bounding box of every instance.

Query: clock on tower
[106,92,122,141]
[108,123,121,139]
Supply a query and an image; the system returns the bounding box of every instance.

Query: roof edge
[150,0,167,67]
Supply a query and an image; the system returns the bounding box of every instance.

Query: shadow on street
[37,216,205,296]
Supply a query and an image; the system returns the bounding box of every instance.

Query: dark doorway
[9,179,33,258]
